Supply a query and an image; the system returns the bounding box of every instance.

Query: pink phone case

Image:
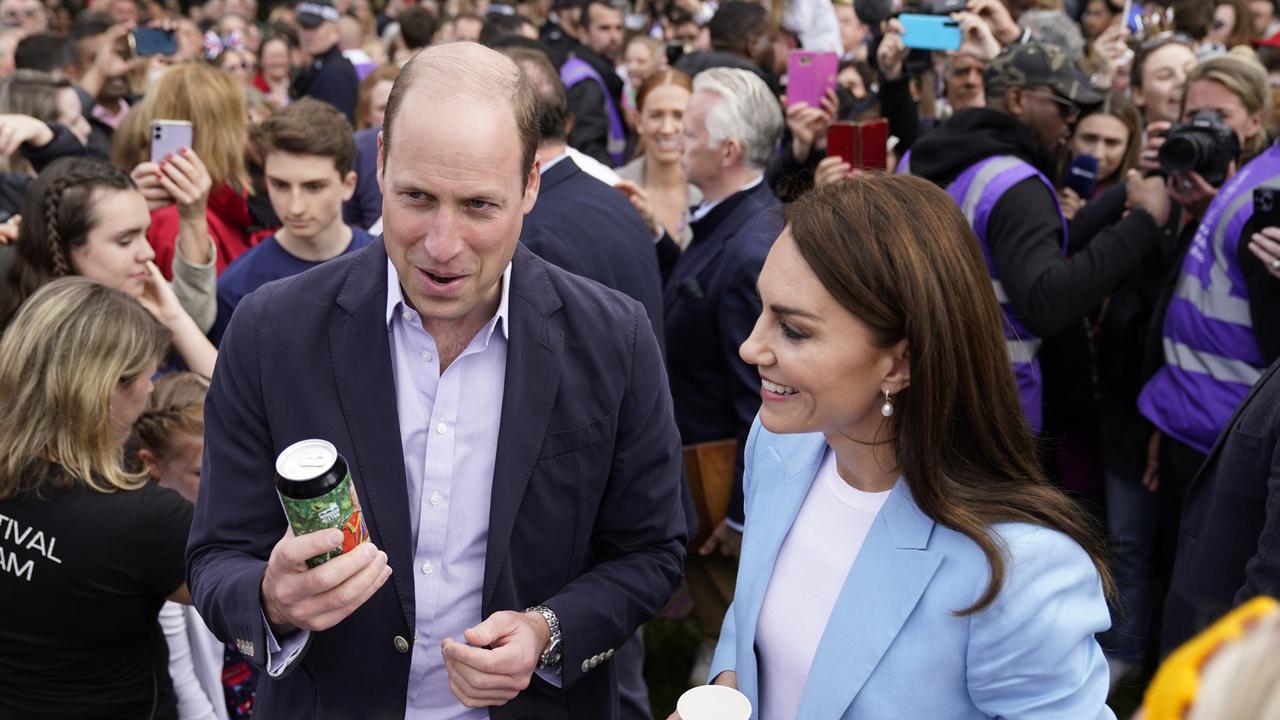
[787,51,838,108]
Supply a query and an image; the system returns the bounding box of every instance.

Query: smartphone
[826,119,889,171]
[130,27,177,56]
[1255,187,1280,230]
[150,120,192,164]
[786,50,838,108]
[1065,155,1098,199]
[930,0,966,14]
[899,13,962,51]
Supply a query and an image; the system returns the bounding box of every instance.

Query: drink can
[275,439,369,568]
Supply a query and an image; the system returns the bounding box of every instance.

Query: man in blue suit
[507,46,664,348]
[186,42,687,720]
[661,66,784,679]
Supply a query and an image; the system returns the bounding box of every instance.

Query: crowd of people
[0,0,1278,716]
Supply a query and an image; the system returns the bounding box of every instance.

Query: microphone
[855,0,894,27]
[1064,154,1098,199]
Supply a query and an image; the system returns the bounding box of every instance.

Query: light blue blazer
[709,423,1116,720]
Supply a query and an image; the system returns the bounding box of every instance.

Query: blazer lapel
[329,241,416,631]
[734,434,827,702]
[795,482,942,719]
[483,246,565,610]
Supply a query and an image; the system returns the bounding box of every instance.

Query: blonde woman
[0,277,194,720]
[113,62,254,277]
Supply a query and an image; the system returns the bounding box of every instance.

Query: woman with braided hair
[0,156,217,377]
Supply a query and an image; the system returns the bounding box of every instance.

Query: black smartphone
[130,27,177,57]
[1255,187,1280,230]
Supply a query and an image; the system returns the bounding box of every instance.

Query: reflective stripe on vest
[1138,143,1280,454]
[938,155,1065,433]
[560,57,627,166]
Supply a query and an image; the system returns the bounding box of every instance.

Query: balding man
[187,42,687,719]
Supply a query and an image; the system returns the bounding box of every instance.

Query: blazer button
[393,635,410,653]
[581,659,591,673]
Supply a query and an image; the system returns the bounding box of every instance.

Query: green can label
[279,474,369,568]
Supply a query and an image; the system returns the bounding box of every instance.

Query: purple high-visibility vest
[560,56,627,167]
[1138,143,1280,454]
[907,154,1066,432]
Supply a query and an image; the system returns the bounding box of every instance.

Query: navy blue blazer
[1163,357,1280,653]
[521,157,664,349]
[186,240,687,719]
[664,181,782,523]
[341,126,382,230]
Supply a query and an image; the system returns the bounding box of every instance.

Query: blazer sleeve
[1235,433,1280,604]
[543,301,688,688]
[966,526,1115,720]
[186,289,304,674]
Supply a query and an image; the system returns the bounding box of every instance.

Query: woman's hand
[966,0,1020,45]
[785,90,837,164]
[953,11,1001,61]
[1248,226,1280,278]
[1138,121,1171,175]
[699,519,742,557]
[614,180,660,236]
[1058,187,1085,221]
[815,155,854,188]
[131,161,172,211]
[876,19,908,82]
[0,114,53,156]
[0,214,19,245]
[137,260,188,326]
[665,671,740,719]
[159,147,213,221]
[1167,168,1221,218]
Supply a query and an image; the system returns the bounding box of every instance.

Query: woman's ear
[885,339,911,394]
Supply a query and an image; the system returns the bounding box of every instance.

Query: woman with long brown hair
[687,175,1115,719]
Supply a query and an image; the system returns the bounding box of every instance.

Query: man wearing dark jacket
[292,0,359,122]
[561,0,626,166]
[674,1,772,87]
[907,42,1170,431]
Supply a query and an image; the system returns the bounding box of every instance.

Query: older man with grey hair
[660,66,784,680]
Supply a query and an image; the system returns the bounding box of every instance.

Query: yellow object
[1141,596,1279,720]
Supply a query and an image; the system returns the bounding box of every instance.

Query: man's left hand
[442,610,549,708]
[698,518,743,557]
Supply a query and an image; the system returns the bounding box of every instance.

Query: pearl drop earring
[880,390,894,418]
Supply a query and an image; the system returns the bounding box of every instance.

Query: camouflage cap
[983,41,1104,106]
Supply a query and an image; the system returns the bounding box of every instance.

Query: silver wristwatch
[526,605,562,669]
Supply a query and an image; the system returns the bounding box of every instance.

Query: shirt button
[420,350,433,362]
[421,561,433,574]
[401,310,412,321]
[430,492,441,506]
[435,421,447,434]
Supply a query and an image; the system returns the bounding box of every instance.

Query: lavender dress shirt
[268,259,530,719]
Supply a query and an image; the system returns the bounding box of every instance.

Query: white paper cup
[676,685,752,720]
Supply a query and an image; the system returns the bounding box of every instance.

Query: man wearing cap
[293,0,359,122]
[905,41,1172,432]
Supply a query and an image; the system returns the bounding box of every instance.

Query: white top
[160,601,227,720]
[755,450,892,720]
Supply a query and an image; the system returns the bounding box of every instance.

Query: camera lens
[1159,134,1209,175]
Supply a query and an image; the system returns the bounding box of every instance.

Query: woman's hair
[133,372,208,462]
[0,69,73,174]
[785,175,1112,614]
[355,63,400,130]
[626,34,665,66]
[635,67,693,113]
[111,62,249,191]
[1186,605,1280,719]
[0,157,136,331]
[0,277,170,500]
[1077,90,1143,182]
[1216,0,1257,48]
[1184,47,1273,161]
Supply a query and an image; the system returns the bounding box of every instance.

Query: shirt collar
[540,152,570,174]
[690,173,763,222]
[385,257,512,342]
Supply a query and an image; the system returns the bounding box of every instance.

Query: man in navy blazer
[1162,356,1280,653]
[186,43,686,719]
[507,47,664,346]
[661,66,783,674]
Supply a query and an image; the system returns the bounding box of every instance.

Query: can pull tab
[298,454,329,468]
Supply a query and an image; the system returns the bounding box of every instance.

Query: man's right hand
[261,528,392,637]
[1125,168,1172,226]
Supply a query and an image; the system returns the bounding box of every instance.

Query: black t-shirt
[0,468,193,719]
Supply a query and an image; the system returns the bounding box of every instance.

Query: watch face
[542,638,562,668]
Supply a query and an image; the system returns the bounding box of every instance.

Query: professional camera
[1158,110,1240,187]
